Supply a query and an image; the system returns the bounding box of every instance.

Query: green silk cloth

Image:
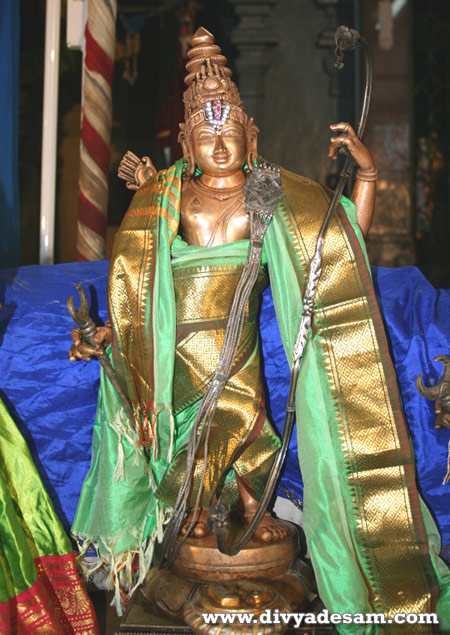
[0,399,99,633]
[0,400,69,600]
[158,240,280,508]
[265,170,450,633]
[72,160,450,633]
[72,235,279,580]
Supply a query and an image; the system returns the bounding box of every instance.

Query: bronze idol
[70,26,450,635]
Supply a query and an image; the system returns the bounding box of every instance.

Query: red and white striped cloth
[77,0,117,261]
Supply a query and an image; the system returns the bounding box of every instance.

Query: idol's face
[191,121,247,176]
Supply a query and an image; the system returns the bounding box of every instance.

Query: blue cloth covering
[0,262,448,555]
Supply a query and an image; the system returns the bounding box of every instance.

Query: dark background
[18,0,450,286]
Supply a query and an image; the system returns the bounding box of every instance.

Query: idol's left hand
[328,122,375,171]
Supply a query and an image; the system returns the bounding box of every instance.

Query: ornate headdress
[180,27,248,135]
[179,27,258,174]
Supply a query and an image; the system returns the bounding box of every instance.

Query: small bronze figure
[416,355,450,430]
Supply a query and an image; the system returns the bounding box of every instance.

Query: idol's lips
[212,153,230,163]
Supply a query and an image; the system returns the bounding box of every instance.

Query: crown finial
[185,26,230,86]
[190,27,215,46]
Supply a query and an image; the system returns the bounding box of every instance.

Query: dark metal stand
[119,589,336,634]
[119,590,191,634]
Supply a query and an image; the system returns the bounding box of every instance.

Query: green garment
[72,161,450,632]
[0,399,100,633]
[264,170,450,633]
[0,400,71,601]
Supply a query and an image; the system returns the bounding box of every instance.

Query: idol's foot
[244,511,289,543]
[180,507,210,538]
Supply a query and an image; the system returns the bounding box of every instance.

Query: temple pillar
[229,0,278,125]
[361,0,415,266]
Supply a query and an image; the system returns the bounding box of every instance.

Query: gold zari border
[0,553,99,634]
[108,166,181,407]
[280,168,436,632]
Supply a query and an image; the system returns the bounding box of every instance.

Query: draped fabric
[72,162,450,630]
[72,213,280,604]
[159,239,280,507]
[0,165,450,630]
[265,168,450,633]
[1,259,449,548]
[0,399,100,634]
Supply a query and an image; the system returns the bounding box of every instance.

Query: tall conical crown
[182,27,244,132]
[184,27,231,85]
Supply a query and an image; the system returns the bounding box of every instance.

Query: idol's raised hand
[118,151,157,190]
[328,122,375,171]
[328,122,377,236]
[69,325,112,362]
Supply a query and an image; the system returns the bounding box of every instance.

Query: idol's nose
[213,133,227,153]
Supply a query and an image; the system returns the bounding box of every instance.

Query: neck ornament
[190,177,244,201]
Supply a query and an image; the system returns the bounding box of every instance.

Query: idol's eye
[222,128,240,137]
[196,130,215,141]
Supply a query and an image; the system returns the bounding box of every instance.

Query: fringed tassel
[111,567,125,616]
[442,438,450,485]
[113,432,125,482]
[120,551,134,597]
[106,546,131,617]
[108,404,143,478]
[156,501,165,543]
[134,534,155,589]
[74,506,174,615]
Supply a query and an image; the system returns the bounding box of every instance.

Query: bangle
[356,167,378,182]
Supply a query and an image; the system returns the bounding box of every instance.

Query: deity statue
[70,27,450,633]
